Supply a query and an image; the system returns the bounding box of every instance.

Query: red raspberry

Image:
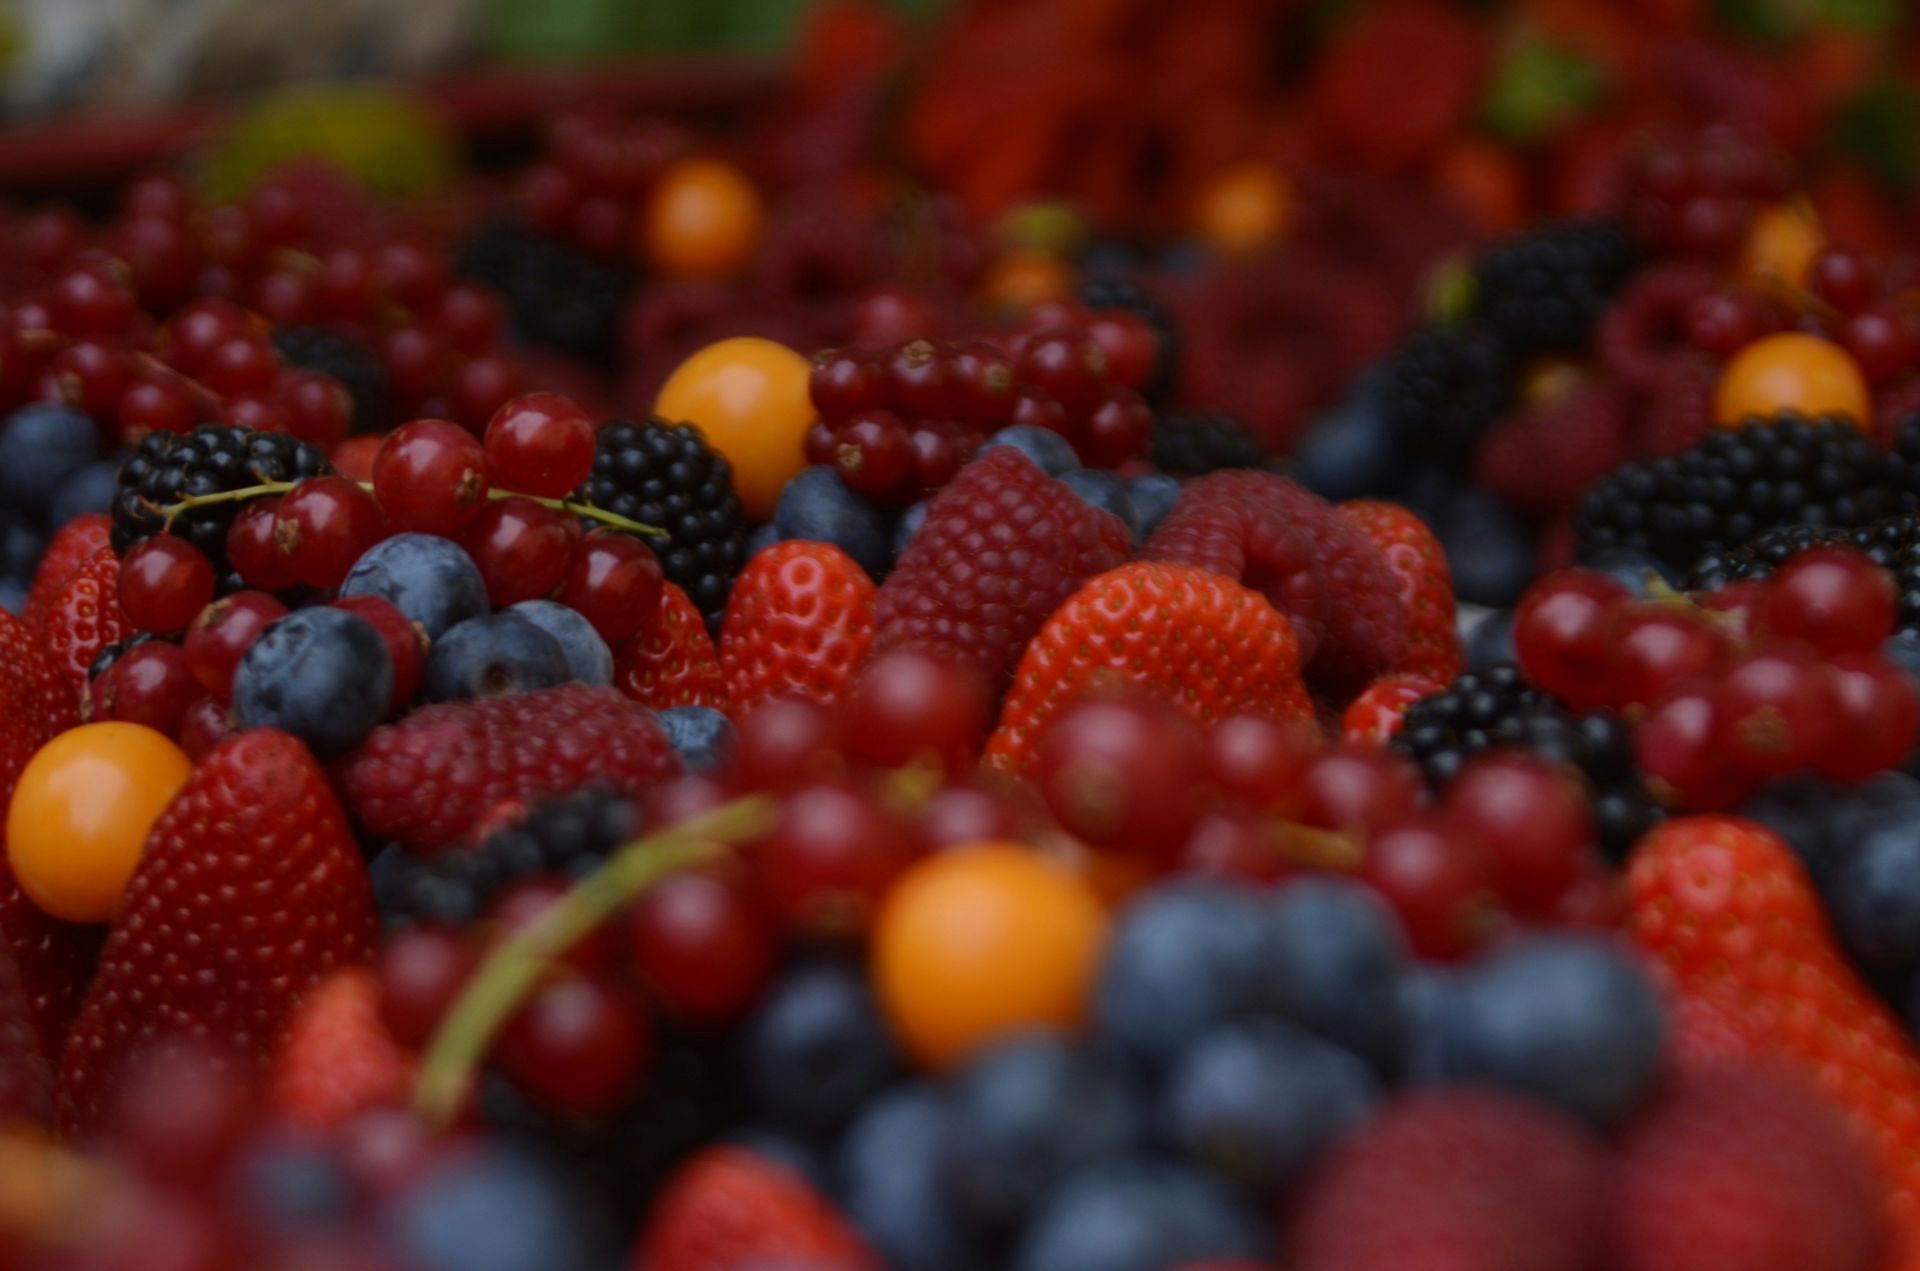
[1142,471,1406,698]
[872,447,1131,684]
[1636,353,1719,456]
[1598,264,1719,394]
[338,684,681,856]
[1473,382,1630,519]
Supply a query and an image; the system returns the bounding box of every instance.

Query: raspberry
[1472,382,1630,519]
[872,447,1131,685]
[1596,263,1719,393]
[1635,353,1718,456]
[1142,471,1407,697]
[339,684,681,856]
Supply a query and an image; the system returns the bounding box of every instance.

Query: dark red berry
[372,418,491,536]
[558,531,665,644]
[1754,546,1896,657]
[462,496,577,606]
[119,536,216,634]
[483,392,596,498]
[227,497,298,590]
[90,642,201,737]
[629,868,775,1024]
[273,477,388,589]
[1443,751,1592,914]
[1363,815,1499,960]
[502,975,649,1118]
[332,594,427,709]
[184,591,288,700]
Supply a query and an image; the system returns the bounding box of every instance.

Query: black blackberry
[454,218,634,367]
[1394,662,1662,860]
[1471,218,1636,356]
[1381,324,1517,462]
[1078,273,1180,404]
[271,324,391,434]
[579,419,750,630]
[110,424,333,572]
[1149,412,1263,475]
[1689,513,1920,631]
[371,787,639,926]
[1574,413,1911,574]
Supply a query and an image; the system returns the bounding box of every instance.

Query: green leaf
[1816,0,1901,34]
[1482,32,1607,142]
[1833,79,1920,190]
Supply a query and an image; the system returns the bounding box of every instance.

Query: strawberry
[985,562,1312,773]
[719,540,876,717]
[57,729,378,1135]
[1337,499,1463,684]
[1340,673,1442,745]
[0,935,52,1128]
[1627,815,1920,1262]
[616,581,729,713]
[23,514,110,636]
[40,544,131,697]
[269,967,413,1130]
[637,1146,881,1271]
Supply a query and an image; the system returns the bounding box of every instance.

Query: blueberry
[1463,607,1516,671]
[836,1085,981,1271]
[982,425,1079,476]
[1268,877,1408,1065]
[339,533,489,640]
[894,499,930,561]
[230,1137,354,1230]
[1741,772,1920,892]
[1095,881,1288,1071]
[1,521,44,581]
[1162,1019,1377,1191]
[739,961,899,1141]
[1404,934,1665,1125]
[1128,473,1181,539]
[771,466,891,580]
[1291,395,1398,501]
[1439,491,1535,608]
[724,1129,830,1192]
[504,600,612,686]
[942,1033,1141,1231]
[747,521,782,556]
[0,404,98,517]
[1584,548,1678,598]
[48,457,122,528]
[389,1149,601,1271]
[656,705,735,772]
[232,607,393,758]
[1830,810,1920,982]
[1057,469,1139,539]
[424,614,570,702]
[0,579,26,615]
[1011,1159,1271,1271]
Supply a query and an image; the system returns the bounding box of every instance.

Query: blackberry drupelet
[1471,218,1636,356]
[111,424,333,571]
[1574,413,1911,573]
[454,218,634,367]
[1381,325,1517,462]
[579,418,750,630]
[1394,663,1661,859]
[1149,412,1263,475]
[271,325,391,434]
[1690,513,1920,631]
[372,787,639,927]
[1079,273,1180,404]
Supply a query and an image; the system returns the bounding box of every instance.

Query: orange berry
[640,157,765,280]
[1714,332,1871,431]
[1192,160,1293,256]
[872,841,1108,1068]
[979,250,1074,313]
[6,722,192,923]
[654,337,814,520]
[1740,202,1824,288]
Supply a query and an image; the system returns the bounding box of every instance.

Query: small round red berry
[809,349,884,422]
[1443,751,1593,914]
[183,591,288,700]
[502,975,650,1118]
[377,926,479,1050]
[914,782,1023,850]
[628,868,775,1024]
[1634,680,1754,810]
[1085,310,1158,392]
[730,698,848,792]
[947,342,1017,426]
[275,370,353,449]
[1078,386,1152,467]
[758,782,919,936]
[885,340,952,419]
[373,418,491,536]
[178,696,233,762]
[1362,815,1499,960]
[558,531,665,644]
[1813,653,1919,783]
[1603,603,1728,708]
[332,594,427,710]
[834,410,913,494]
[1295,745,1424,838]
[89,642,201,738]
[49,259,139,337]
[201,332,279,397]
[1806,248,1878,314]
[1205,713,1324,812]
[1513,570,1632,710]
[1712,645,1837,777]
[1754,545,1897,657]
[1018,331,1106,412]
[483,392,596,497]
[118,536,216,634]
[488,876,620,976]
[273,477,388,589]
[841,649,989,777]
[1032,694,1207,859]
[226,497,298,591]
[462,496,577,607]
[117,374,199,440]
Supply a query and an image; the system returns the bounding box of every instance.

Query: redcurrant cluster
[1621,125,1795,259]
[1514,549,1920,810]
[516,114,693,261]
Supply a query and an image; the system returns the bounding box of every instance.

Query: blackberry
[578,419,750,629]
[372,787,639,927]
[1394,663,1661,860]
[110,424,333,574]
[454,218,634,367]
[1149,412,1263,475]
[271,325,391,434]
[1078,273,1180,404]
[1690,513,1920,631]
[1575,413,1911,574]
[1471,218,1636,356]
[1381,325,1517,462]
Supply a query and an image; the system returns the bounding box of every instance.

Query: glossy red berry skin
[1086,311,1158,393]
[729,699,848,793]
[947,342,1016,426]
[1513,570,1631,710]
[1814,653,1920,783]
[1296,746,1424,838]
[373,419,491,536]
[1362,815,1499,960]
[332,594,426,709]
[226,497,298,590]
[273,476,388,589]
[488,876,619,977]
[758,783,918,936]
[1807,248,1878,314]
[886,341,952,419]
[1712,645,1837,777]
[1032,695,1208,859]
[1018,331,1106,412]
[179,696,234,762]
[1443,752,1593,915]
[1079,387,1153,467]
[810,349,883,422]
[202,333,278,396]
[117,374,199,440]
[834,411,912,494]
[914,782,1023,850]
[1603,603,1727,708]
[277,370,353,449]
[1634,680,1754,810]
[118,536,216,634]
[377,926,479,1050]
[483,392,596,497]
[462,496,577,607]
[840,650,989,777]
[502,975,649,1118]
[628,869,775,1024]
[1753,546,1896,658]
[558,531,665,644]
[49,259,139,337]
[89,641,201,737]
[183,590,288,699]
[1205,713,1324,812]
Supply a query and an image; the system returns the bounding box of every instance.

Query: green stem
[411,795,776,1125]
[150,480,665,538]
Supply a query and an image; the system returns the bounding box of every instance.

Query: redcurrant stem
[150,480,667,539]
[411,794,776,1126]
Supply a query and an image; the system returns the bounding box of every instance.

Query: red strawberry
[1613,1063,1885,1271]
[1628,815,1920,1262]
[57,729,377,1135]
[637,1146,880,1271]
[269,967,413,1130]
[23,514,110,636]
[985,562,1312,773]
[1144,471,1407,698]
[1340,673,1441,745]
[1288,1089,1604,1271]
[1471,382,1630,520]
[40,544,131,696]
[615,582,729,713]
[873,447,1131,685]
[0,935,52,1128]
[1338,499,1462,684]
[720,541,876,717]
[339,684,681,856]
